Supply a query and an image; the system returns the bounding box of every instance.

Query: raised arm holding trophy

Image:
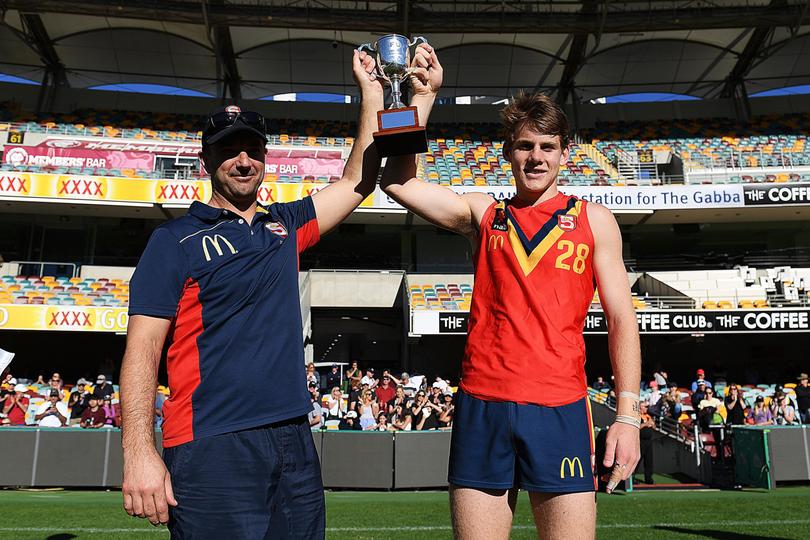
[357,34,429,156]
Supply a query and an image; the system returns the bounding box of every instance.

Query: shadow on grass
[654,526,791,539]
[46,535,77,540]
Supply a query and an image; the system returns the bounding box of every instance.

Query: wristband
[614,414,641,429]
[618,391,640,401]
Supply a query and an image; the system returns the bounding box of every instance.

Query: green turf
[0,487,809,539]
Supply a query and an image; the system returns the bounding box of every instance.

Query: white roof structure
[0,1,808,102]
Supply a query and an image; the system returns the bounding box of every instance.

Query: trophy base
[373,106,428,157]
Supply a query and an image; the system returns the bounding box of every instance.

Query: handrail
[7,261,79,278]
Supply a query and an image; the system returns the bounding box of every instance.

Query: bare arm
[589,203,641,488]
[379,45,492,239]
[310,50,383,236]
[121,315,176,526]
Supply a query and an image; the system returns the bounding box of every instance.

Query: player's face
[506,127,568,198]
[202,133,266,205]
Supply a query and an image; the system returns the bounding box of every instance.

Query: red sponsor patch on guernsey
[558,214,577,231]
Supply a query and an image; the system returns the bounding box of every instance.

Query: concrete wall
[309,270,404,308]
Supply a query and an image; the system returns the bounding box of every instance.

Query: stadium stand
[0,275,128,307]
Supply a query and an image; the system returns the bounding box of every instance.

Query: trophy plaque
[357,34,429,157]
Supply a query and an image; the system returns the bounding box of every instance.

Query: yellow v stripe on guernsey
[256,204,269,214]
[507,200,583,276]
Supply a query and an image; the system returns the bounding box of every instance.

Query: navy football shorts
[449,390,597,493]
[163,416,324,539]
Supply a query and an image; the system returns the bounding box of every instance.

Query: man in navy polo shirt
[120,51,384,538]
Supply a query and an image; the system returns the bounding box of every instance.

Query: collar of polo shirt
[189,201,270,222]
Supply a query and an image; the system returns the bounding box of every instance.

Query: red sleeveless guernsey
[460,192,595,406]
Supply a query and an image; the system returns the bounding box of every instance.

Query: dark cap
[49,389,60,397]
[755,395,764,402]
[202,105,267,146]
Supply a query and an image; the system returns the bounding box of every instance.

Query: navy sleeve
[272,196,320,253]
[129,227,188,318]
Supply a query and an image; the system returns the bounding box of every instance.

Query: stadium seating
[409,282,473,311]
[0,275,129,307]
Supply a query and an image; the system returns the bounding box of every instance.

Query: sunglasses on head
[205,111,266,136]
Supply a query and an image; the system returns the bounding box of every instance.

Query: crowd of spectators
[305,362,455,431]
[1,371,128,428]
[592,368,810,431]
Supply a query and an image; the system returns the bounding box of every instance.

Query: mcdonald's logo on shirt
[201,234,238,262]
[488,234,505,251]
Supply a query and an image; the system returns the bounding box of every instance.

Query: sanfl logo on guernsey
[201,234,238,262]
[558,214,577,232]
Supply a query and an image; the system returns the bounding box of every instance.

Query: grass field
[1,487,809,539]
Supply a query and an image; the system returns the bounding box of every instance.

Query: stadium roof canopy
[1,0,809,104]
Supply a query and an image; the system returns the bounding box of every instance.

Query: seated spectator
[39,373,65,399]
[348,380,364,411]
[437,391,455,429]
[432,376,450,393]
[592,376,611,393]
[429,383,445,406]
[102,396,121,428]
[697,387,723,430]
[661,382,682,421]
[357,389,379,430]
[690,369,713,392]
[339,410,361,431]
[345,361,362,390]
[371,412,389,431]
[324,386,347,420]
[2,383,30,426]
[646,381,663,417]
[411,391,441,431]
[389,404,412,431]
[361,368,378,390]
[305,363,319,391]
[35,389,68,427]
[771,391,797,425]
[748,396,774,426]
[375,373,396,408]
[652,370,668,389]
[724,384,746,425]
[399,372,421,397]
[325,364,341,390]
[94,375,115,399]
[308,394,323,429]
[795,372,810,424]
[691,381,709,409]
[80,395,106,429]
[387,386,410,415]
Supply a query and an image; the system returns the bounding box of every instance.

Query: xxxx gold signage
[0,305,128,332]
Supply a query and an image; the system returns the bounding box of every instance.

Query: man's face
[49,395,58,404]
[801,378,808,386]
[505,127,568,197]
[201,133,266,204]
[382,376,390,386]
[89,398,98,408]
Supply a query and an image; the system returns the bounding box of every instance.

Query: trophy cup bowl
[357,34,429,157]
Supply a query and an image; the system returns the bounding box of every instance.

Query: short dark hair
[501,91,570,152]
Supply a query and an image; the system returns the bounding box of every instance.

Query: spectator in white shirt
[361,368,378,390]
[35,389,68,427]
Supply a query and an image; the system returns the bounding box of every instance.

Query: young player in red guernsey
[383,44,641,540]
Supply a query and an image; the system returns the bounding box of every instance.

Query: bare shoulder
[461,192,496,225]
[585,201,615,224]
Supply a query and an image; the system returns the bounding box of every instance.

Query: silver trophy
[358,34,428,109]
[356,34,430,157]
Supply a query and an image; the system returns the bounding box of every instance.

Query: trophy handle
[409,36,428,48]
[356,43,386,81]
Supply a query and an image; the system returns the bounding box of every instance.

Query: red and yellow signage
[0,305,129,332]
[0,172,373,207]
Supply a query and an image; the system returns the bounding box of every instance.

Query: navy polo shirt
[129,198,319,447]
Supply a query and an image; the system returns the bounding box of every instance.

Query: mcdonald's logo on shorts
[488,234,504,251]
[201,234,238,262]
[560,456,584,479]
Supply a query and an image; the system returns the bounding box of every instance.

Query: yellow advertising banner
[0,172,374,207]
[0,304,129,332]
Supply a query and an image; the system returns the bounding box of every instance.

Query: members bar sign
[412,309,810,335]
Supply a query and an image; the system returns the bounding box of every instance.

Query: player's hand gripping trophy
[356,34,430,157]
